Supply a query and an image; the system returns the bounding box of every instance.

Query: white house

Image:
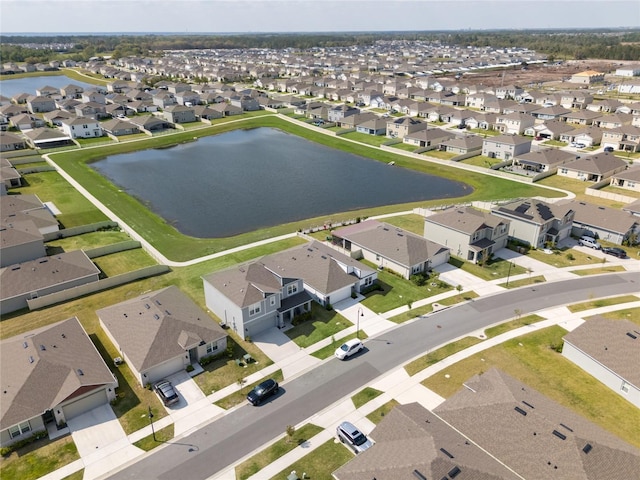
[60,117,103,139]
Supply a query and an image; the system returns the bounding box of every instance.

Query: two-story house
[386,117,425,139]
[60,117,103,139]
[424,207,510,264]
[482,134,532,161]
[495,112,535,135]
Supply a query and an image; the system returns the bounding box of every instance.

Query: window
[270,296,276,307]
[287,284,298,295]
[206,342,218,354]
[364,276,373,286]
[560,168,568,174]
[249,303,261,316]
[412,265,421,274]
[9,421,31,438]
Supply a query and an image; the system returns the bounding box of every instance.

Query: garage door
[147,356,185,385]
[62,388,108,420]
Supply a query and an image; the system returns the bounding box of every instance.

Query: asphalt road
[108,272,638,480]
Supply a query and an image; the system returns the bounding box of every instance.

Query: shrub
[292,311,313,326]
[566,252,575,261]
[411,273,428,286]
[361,283,383,295]
[0,430,47,457]
[325,303,333,311]
[185,364,195,373]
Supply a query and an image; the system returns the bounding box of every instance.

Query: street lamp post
[148,406,156,441]
[356,307,364,339]
[506,261,513,287]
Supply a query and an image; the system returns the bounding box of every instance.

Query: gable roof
[563,153,628,175]
[0,317,114,430]
[203,262,282,309]
[493,199,573,225]
[97,286,227,372]
[515,148,577,166]
[434,368,640,479]
[426,207,507,235]
[332,220,448,268]
[563,316,640,388]
[559,200,638,235]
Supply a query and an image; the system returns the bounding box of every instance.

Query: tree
[286,425,296,443]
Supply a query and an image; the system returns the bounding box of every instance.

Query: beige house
[570,70,605,84]
[557,153,628,182]
[610,165,640,192]
[482,134,532,161]
[385,117,425,139]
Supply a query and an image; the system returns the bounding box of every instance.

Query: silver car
[336,421,373,454]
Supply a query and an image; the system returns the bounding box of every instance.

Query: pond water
[0,74,97,99]
[91,127,471,238]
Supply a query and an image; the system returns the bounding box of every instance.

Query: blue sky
[1,0,638,34]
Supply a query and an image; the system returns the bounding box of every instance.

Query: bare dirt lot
[443,59,622,89]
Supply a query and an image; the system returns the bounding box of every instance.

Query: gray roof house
[403,127,454,150]
[513,148,578,174]
[0,156,22,188]
[386,117,425,139]
[559,200,640,245]
[0,317,117,447]
[98,286,228,386]
[0,250,100,315]
[434,368,640,479]
[563,316,640,409]
[491,199,575,248]
[163,104,196,124]
[0,219,46,267]
[424,207,510,264]
[482,134,531,161]
[203,241,376,340]
[557,153,628,182]
[1,194,59,236]
[333,402,521,480]
[610,165,640,193]
[439,134,484,155]
[330,220,450,279]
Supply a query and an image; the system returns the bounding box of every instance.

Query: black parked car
[602,246,627,258]
[154,379,180,407]
[247,378,279,406]
[604,146,614,152]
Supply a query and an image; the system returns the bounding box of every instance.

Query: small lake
[0,74,97,99]
[92,128,471,238]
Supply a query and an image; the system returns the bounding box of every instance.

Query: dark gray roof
[0,317,115,430]
[560,200,638,235]
[483,134,532,146]
[332,220,448,268]
[435,369,640,480]
[426,207,508,235]
[563,153,627,175]
[493,199,573,225]
[515,148,577,166]
[97,286,227,372]
[203,262,282,308]
[563,316,640,388]
[0,219,43,250]
[333,402,520,480]
[612,165,640,182]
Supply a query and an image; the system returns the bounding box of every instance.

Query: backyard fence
[84,240,142,259]
[43,221,119,241]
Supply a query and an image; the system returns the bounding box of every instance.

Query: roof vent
[448,466,461,478]
[552,429,566,440]
[77,369,84,376]
[522,400,534,409]
[40,345,46,351]
[583,443,593,454]
[23,342,28,349]
[29,356,34,363]
[559,423,574,432]
[440,448,454,459]
[515,406,527,416]
[626,332,637,340]
[413,470,427,480]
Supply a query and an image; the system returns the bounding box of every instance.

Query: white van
[578,236,601,250]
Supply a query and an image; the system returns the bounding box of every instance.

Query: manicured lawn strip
[404,336,483,376]
[366,399,400,424]
[461,155,502,168]
[61,471,84,480]
[351,387,383,409]
[92,248,158,277]
[0,435,79,480]
[450,255,528,280]
[437,291,479,306]
[538,175,626,208]
[16,171,108,228]
[50,114,562,262]
[598,307,640,326]
[567,295,640,313]
[132,424,174,451]
[310,331,368,360]
[360,262,452,314]
[379,213,425,235]
[235,424,323,480]
[388,303,434,323]
[421,326,640,448]
[521,246,606,268]
[571,265,626,276]
[498,275,546,288]
[268,439,354,480]
[285,305,353,348]
[214,370,284,410]
[46,230,133,252]
[483,314,544,338]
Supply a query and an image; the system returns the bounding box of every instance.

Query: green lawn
[351,387,383,409]
[421,326,640,448]
[518,246,606,268]
[268,439,354,480]
[92,248,158,277]
[404,336,483,376]
[214,370,284,410]
[498,275,546,288]
[378,214,424,235]
[567,295,640,313]
[571,265,626,276]
[46,230,133,252]
[422,149,456,160]
[235,423,323,480]
[311,331,368,360]
[460,155,502,168]
[450,255,528,280]
[366,399,400,424]
[132,424,174,451]
[285,304,353,348]
[599,307,640,326]
[61,470,84,480]
[339,131,388,146]
[388,303,435,323]
[0,435,79,480]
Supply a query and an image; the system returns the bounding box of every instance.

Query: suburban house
[355,117,388,136]
[560,200,640,245]
[495,112,535,135]
[570,70,605,84]
[327,104,360,123]
[557,153,628,182]
[0,194,59,236]
[464,112,497,130]
[513,148,577,174]
[386,117,425,139]
[229,95,260,111]
[424,207,510,264]
[101,118,140,137]
[482,134,532,161]
[203,241,376,339]
[434,368,640,479]
[610,165,640,193]
[439,135,484,155]
[491,199,575,248]
[526,119,575,140]
[330,220,450,279]
[563,317,640,409]
[0,219,46,267]
[333,402,521,480]
[0,158,22,191]
[0,317,118,447]
[23,127,73,149]
[532,105,572,121]
[0,250,100,315]
[10,113,46,131]
[560,125,603,147]
[60,117,103,139]
[402,127,454,149]
[98,286,228,387]
[163,105,196,124]
[26,95,57,114]
[0,132,27,153]
[563,109,602,126]
[601,126,640,152]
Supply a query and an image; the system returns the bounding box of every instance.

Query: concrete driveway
[253,328,321,379]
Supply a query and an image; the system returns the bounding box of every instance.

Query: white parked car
[335,338,364,360]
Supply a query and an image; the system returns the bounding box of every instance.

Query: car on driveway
[154,379,180,407]
[247,378,279,406]
[336,421,373,454]
[335,338,364,360]
[604,146,614,152]
[578,235,602,250]
[602,246,627,258]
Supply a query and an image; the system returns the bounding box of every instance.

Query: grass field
[268,439,353,480]
[285,305,353,348]
[0,435,79,480]
[351,387,383,409]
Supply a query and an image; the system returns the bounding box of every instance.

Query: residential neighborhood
[1,29,640,480]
